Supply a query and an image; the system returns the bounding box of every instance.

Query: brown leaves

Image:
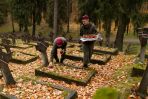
[2,42,138,98]
[40,64,90,80]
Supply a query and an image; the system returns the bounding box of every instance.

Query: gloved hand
[48,62,53,68]
[49,62,53,66]
[60,50,64,55]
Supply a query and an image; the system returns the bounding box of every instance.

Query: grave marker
[0,48,16,85]
[35,37,49,67]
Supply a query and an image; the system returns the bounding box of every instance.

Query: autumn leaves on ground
[0,40,143,99]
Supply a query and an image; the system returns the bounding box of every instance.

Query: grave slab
[35,63,96,86]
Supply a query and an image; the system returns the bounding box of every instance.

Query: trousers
[82,41,94,65]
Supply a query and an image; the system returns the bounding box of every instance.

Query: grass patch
[133,62,146,70]
[93,87,119,99]
[112,63,142,98]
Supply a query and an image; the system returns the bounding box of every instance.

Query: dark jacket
[50,37,67,62]
[80,23,97,36]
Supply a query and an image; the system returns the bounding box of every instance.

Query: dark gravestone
[0,48,16,85]
[1,39,12,59]
[21,32,31,43]
[9,33,16,45]
[142,28,148,39]
[137,28,148,62]
[138,63,148,98]
[35,40,49,67]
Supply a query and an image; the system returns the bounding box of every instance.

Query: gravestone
[137,27,148,62]
[138,63,148,98]
[0,48,16,85]
[1,38,12,59]
[35,36,49,67]
[9,32,16,45]
[21,32,31,43]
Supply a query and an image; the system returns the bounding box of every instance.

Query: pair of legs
[82,41,94,67]
[53,49,66,63]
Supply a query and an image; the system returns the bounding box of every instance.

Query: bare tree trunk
[126,18,130,35]
[105,19,111,47]
[11,14,15,33]
[114,14,128,51]
[67,0,70,34]
[32,8,36,37]
[98,19,101,31]
[114,18,118,31]
[19,23,22,32]
[53,0,58,39]
[24,24,28,32]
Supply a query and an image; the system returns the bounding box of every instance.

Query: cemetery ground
[0,39,147,99]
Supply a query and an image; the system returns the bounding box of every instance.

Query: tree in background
[46,0,68,39]
[0,1,8,25]
[31,0,47,37]
[114,0,145,51]
[78,0,100,26]
[97,0,118,47]
[11,0,47,36]
[53,0,58,39]
[11,0,32,32]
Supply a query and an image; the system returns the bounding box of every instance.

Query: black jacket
[80,23,97,36]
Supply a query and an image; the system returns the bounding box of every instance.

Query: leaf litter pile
[0,42,140,98]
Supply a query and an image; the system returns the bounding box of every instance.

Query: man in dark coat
[80,15,97,68]
[50,37,67,64]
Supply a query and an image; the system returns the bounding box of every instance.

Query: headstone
[9,32,16,45]
[35,36,49,67]
[21,32,31,43]
[1,39,12,59]
[137,28,148,62]
[0,48,16,85]
[138,63,148,98]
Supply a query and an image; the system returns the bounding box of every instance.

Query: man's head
[56,37,63,47]
[82,15,89,25]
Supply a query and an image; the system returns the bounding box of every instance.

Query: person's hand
[60,50,64,55]
[49,62,53,66]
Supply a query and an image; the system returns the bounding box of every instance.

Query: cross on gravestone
[35,40,49,67]
[138,62,148,98]
[0,48,16,85]
[137,27,148,62]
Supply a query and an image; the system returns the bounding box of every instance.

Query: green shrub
[93,87,119,99]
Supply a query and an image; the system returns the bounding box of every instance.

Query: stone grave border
[0,80,77,99]
[93,48,118,55]
[35,64,96,86]
[10,51,39,64]
[65,54,111,65]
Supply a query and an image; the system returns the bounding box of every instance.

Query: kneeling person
[50,37,67,64]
